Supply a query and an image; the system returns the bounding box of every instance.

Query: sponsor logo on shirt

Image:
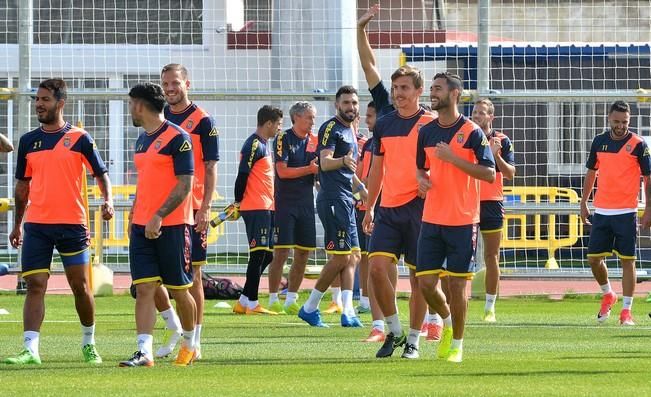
[179,140,192,152]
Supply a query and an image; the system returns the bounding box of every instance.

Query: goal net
[0,1,649,280]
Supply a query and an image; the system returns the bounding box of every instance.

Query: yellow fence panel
[88,185,224,248]
[501,186,583,269]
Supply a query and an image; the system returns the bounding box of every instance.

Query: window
[547,102,604,175]
[0,0,203,45]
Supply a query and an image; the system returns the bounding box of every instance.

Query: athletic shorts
[273,203,316,250]
[241,210,274,253]
[355,208,367,254]
[416,222,478,279]
[129,224,193,289]
[316,198,359,254]
[479,200,504,233]
[587,212,637,259]
[191,210,208,266]
[21,223,90,277]
[368,197,424,270]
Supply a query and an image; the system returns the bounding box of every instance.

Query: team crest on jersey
[250,239,257,248]
[260,234,267,246]
[326,241,335,250]
[155,140,162,149]
[186,120,194,130]
[338,238,345,249]
[63,137,71,147]
[626,144,632,153]
[456,134,464,143]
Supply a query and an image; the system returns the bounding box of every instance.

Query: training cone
[214,301,232,309]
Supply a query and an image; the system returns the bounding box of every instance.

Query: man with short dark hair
[5,78,113,365]
[298,85,367,328]
[580,100,651,326]
[120,82,197,367]
[153,63,220,360]
[416,72,495,363]
[231,105,283,315]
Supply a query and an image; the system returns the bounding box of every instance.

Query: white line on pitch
[0,320,82,323]
[466,323,651,330]
[278,322,651,330]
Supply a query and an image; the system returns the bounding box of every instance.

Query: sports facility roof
[401,43,651,89]
[402,43,651,62]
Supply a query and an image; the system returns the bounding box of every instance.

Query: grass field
[0,293,649,397]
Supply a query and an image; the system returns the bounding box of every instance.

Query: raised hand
[358,3,380,29]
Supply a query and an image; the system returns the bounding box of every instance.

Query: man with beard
[153,64,220,361]
[416,72,495,363]
[580,101,651,326]
[5,78,114,365]
[120,82,197,367]
[298,85,367,328]
[471,99,516,323]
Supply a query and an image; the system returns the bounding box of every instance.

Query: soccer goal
[0,1,649,282]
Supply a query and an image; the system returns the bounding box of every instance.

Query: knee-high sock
[243,250,268,302]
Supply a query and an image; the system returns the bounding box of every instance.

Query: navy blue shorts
[355,208,368,254]
[316,199,359,254]
[129,224,193,289]
[241,210,274,253]
[587,212,637,259]
[368,197,424,270]
[273,203,316,250]
[416,222,478,279]
[21,223,90,277]
[191,210,208,266]
[479,200,504,233]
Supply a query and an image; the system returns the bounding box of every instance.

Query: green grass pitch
[0,293,649,396]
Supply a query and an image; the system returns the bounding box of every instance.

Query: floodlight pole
[18,1,32,142]
[477,0,490,97]
[475,0,490,277]
[14,0,33,292]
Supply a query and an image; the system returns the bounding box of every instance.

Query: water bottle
[209,210,231,228]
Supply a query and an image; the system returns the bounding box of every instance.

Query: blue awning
[402,43,651,89]
[403,43,651,63]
